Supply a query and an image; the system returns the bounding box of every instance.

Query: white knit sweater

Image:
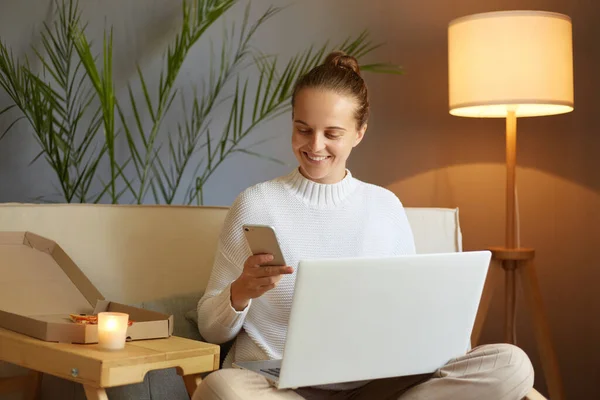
[196,168,416,388]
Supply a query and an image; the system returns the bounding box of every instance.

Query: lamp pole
[505,109,517,344]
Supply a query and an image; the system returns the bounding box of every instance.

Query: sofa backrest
[0,204,462,304]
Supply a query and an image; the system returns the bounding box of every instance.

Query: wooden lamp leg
[482,250,565,399]
[519,259,565,400]
[504,260,518,344]
[471,258,503,347]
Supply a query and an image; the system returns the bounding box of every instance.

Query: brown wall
[351,0,600,398]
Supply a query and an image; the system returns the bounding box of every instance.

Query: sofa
[0,203,545,400]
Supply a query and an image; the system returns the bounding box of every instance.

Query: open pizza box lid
[0,232,173,343]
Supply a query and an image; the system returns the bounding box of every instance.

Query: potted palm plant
[0,0,402,204]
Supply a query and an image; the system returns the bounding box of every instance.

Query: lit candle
[97,312,129,350]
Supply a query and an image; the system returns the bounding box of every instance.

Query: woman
[194,52,534,399]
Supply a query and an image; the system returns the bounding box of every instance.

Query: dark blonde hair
[291,51,369,129]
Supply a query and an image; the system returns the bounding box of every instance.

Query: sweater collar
[281,167,358,208]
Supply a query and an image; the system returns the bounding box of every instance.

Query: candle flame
[105,317,118,330]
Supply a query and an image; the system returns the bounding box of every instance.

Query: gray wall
[1,1,599,398]
[0,0,377,205]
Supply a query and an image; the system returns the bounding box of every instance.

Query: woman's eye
[297,128,311,133]
[326,133,340,139]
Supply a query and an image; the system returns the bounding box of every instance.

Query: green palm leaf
[0,0,404,205]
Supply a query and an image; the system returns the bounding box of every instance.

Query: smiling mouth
[303,152,331,163]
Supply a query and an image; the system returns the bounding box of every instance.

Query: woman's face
[292,88,366,184]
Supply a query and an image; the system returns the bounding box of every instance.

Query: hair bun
[324,51,361,76]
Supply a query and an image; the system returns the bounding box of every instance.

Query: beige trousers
[193,344,534,400]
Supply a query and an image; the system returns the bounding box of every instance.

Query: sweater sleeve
[196,193,253,344]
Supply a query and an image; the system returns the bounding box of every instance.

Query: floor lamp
[448,11,573,400]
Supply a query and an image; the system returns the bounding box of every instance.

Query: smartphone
[242,224,286,266]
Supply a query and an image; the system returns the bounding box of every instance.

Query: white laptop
[233,251,491,389]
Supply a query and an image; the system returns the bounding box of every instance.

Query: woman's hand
[230,254,294,311]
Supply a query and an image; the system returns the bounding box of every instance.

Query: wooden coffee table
[0,327,220,399]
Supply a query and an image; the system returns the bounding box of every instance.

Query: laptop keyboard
[259,367,281,378]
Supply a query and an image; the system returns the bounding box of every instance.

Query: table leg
[22,371,42,400]
[83,385,109,400]
[183,374,203,398]
[0,375,29,395]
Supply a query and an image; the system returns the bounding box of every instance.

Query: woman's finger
[255,275,282,287]
[245,254,275,269]
[252,265,294,277]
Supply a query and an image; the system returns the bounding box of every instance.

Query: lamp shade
[448,10,574,118]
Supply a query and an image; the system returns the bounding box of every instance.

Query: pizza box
[0,231,173,343]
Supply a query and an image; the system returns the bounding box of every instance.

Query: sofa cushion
[138,292,205,341]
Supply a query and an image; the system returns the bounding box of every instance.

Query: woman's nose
[308,133,325,151]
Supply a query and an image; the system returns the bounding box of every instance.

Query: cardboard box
[0,231,173,343]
